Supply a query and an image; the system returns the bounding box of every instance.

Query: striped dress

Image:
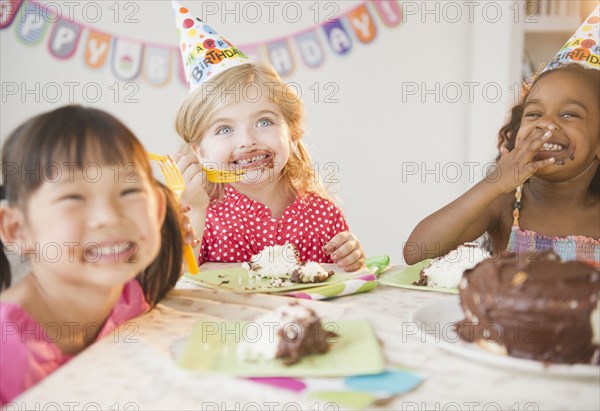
[506,185,600,267]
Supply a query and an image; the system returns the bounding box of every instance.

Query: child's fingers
[180,212,200,246]
[331,238,360,262]
[529,157,556,173]
[169,152,183,163]
[512,129,552,166]
[342,259,366,272]
[323,231,352,255]
[336,249,364,272]
[526,129,552,149]
[174,154,203,183]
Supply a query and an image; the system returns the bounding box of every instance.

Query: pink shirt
[0,279,149,404]
[200,185,350,264]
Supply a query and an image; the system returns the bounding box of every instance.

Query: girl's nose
[237,127,257,148]
[88,199,122,228]
[535,116,559,131]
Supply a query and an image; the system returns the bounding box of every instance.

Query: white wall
[0,1,571,264]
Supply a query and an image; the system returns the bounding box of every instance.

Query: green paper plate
[177,319,385,377]
[378,260,459,294]
[183,263,373,294]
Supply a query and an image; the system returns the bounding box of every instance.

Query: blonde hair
[175,63,328,202]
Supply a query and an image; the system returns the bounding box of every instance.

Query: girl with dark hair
[0,105,187,402]
[404,64,599,267]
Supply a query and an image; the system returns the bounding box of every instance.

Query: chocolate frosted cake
[237,303,337,365]
[456,251,600,365]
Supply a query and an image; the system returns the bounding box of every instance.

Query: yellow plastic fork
[148,153,200,275]
[201,163,245,183]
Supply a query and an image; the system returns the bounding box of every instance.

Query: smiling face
[194,86,293,186]
[15,163,165,289]
[516,70,600,180]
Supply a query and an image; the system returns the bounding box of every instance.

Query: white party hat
[172,1,251,92]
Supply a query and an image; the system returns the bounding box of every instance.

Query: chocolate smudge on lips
[531,130,575,165]
[229,149,276,171]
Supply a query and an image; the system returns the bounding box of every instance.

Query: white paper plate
[411,298,600,378]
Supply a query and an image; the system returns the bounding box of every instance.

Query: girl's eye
[257,118,273,127]
[121,188,143,196]
[523,112,541,118]
[216,126,233,135]
[561,112,580,119]
[60,194,84,202]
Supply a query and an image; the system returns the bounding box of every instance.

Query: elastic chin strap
[574,158,600,180]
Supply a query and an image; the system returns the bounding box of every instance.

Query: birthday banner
[0,0,402,87]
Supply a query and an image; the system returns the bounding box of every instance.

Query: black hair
[497,63,600,193]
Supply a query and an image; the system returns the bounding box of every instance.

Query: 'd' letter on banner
[295,30,324,68]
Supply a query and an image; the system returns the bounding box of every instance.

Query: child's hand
[180,205,200,248]
[491,125,556,193]
[171,152,209,210]
[324,231,365,272]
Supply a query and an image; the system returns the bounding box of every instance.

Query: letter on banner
[323,20,352,55]
[294,30,324,68]
[14,0,48,45]
[48,18,82,59]
[347,3,377,43]
[372,0,402,27]
[267,40,294,77]
[0,0,23,29]
[144,47,171,86]
[111,38,144,81]
[85,30,111,68]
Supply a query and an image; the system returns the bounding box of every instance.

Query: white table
[11,266,600,410]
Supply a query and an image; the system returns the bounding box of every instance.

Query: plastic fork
[201,163,246,183]
[148,153,200,275]
[151,154,245,184]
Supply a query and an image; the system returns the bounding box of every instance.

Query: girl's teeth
[97,243,132,256]
[235,154,267,165]
[542,143,563,151]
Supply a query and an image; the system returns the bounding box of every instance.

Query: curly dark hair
[497,63,600,193]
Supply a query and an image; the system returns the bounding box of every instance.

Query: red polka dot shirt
[199,185,349,264]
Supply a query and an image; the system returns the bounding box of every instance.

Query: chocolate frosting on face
[274,306,338,365]
[456,251,600,365]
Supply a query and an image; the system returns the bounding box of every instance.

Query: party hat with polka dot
[544,6,599,72]
[172,1,251,92]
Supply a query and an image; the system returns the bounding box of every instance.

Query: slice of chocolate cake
[290,262,334,283]
[456,251,600,365]
[237,303,338,365]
